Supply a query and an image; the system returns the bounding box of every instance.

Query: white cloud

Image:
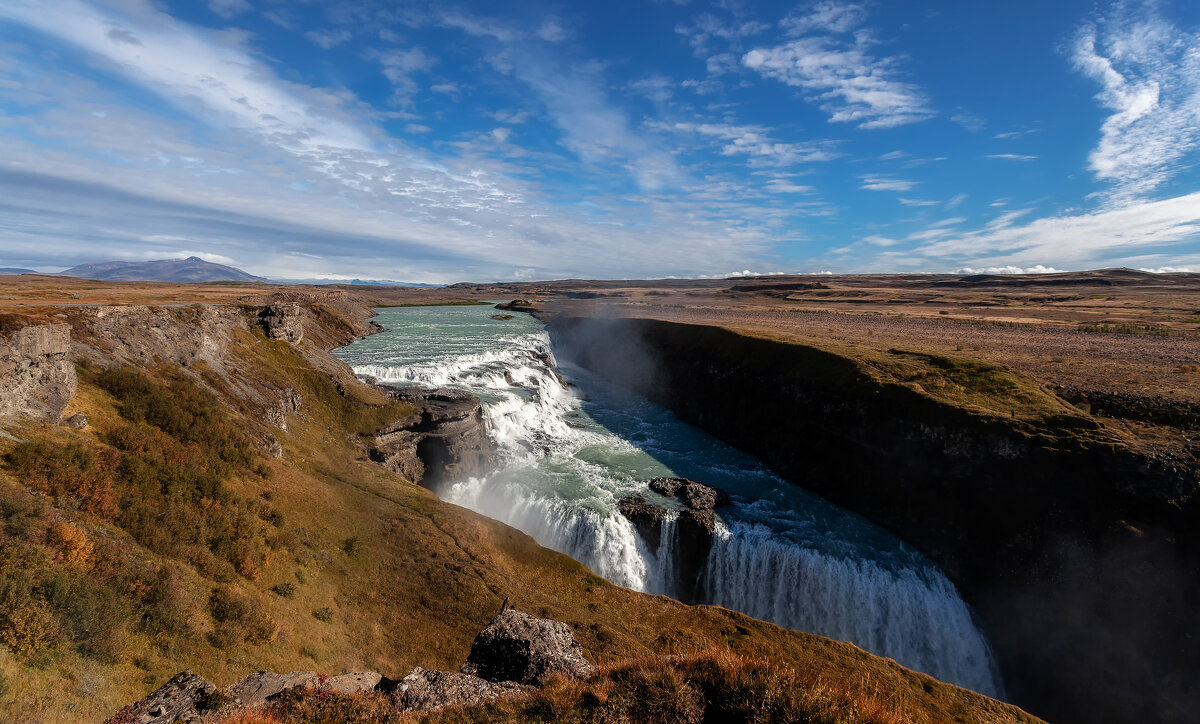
[1140,266,1200,273]
[945,193,967,210]
[512,59,683,191]
[375,48,437,103]
[676,14,771,56]
[912,192,1200,269]
[437,11,520,43]
[898,197,938,207]
[628,75,675,103]
[1071,5,1200,205]
[743,4,933,129]
[986,153,1038,161]
[951,111,985,132]
[764,179,815,193]
[0,1,791,281]
[994,129,1037,139]
[863,235,900,247]
[305,28,351,49]
[405,123,431,134]
[955,265,1064,274]
[0,0,375,154]
[860,175,916,192]
[208,0,251,20]
[537,18,569,43]
[781,1,868,35]
[489,109,530,124]
[654,121,840,166]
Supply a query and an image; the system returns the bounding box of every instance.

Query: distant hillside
[0,268,38,275]
[58,256,265,282]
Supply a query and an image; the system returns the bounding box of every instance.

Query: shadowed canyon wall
[549,315,1199,724]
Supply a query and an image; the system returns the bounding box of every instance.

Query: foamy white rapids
[338,307,1004,698]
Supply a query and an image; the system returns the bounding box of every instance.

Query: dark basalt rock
[648,477,731,509]
[370,386,496,488]
[396,667,529,712]
[617,495,667,544]
[616,492,722,603]
[105,670,216,723]
[617,477,730,602]
[495,299,541,315]
[461,609,595,686]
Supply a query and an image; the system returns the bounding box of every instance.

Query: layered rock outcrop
[369,386,495,487]
[0,322,75,424]
[259,303,305,343]
[617,477,731,602]
[66,304,244,370]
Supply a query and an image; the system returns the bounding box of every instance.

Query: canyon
[1,269,1196,722]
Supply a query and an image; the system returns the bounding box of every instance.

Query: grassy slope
[0,310,1038,724]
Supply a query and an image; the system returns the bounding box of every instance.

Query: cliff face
[369,387,496,488]
[549,315,1200,724]
[0,322,76,424]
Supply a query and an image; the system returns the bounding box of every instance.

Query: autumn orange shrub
[47,521,93,569]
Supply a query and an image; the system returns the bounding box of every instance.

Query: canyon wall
[549,315,1199,724]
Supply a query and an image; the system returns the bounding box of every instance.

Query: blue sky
[1,0,1199,282]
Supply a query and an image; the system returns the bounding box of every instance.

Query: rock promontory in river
[618,477,731,602]
[368,385,495,487]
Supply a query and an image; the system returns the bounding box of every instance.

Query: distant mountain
[0,268,38,275]
[58,257,265,283]
[269,277,442,287]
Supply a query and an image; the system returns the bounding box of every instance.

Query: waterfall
[344,318,1004,699]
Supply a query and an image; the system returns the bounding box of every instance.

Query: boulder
[648,477,731,509]
[106,670,216,724]
[461,609,595,686]
[396,667,528,712]
[224,670,320,709]
[324,671,383,695]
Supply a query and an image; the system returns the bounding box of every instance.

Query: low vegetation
[215,648,1036,724]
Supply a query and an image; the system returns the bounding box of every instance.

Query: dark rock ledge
[617,477,731,603]
[107,608,591,723]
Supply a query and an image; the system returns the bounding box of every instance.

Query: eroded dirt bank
[549,314,1200,724]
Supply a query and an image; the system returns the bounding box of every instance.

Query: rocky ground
[108,607,591,722]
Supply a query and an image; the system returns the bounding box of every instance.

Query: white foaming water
[334,305,1004,698]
